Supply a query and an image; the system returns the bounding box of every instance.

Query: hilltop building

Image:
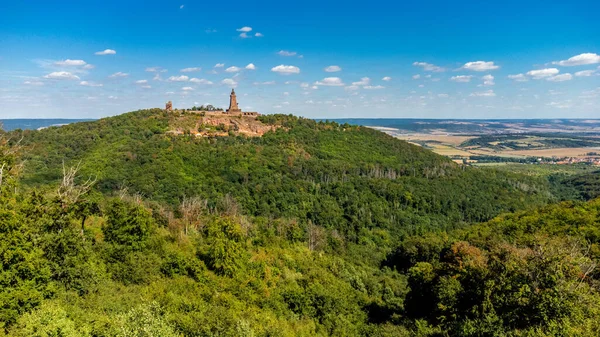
[165,89,259,117]
[226,89,241,113]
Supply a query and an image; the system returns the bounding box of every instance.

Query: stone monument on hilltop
[165,101,173,111]
[226,89,241,113]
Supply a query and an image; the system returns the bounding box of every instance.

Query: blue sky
[1,0,599,119]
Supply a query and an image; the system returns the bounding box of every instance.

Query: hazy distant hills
[0,119,94,131]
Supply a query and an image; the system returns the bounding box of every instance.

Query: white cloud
[167,75,189,82]
[300,82,309,88]
[245,63,256,70]
[225,66,241,73]
[135,79,148,84]
[190,78,213,84]
[107,73,128,80]
[141,85,151,89]
[508,73,528,82]
[352,77,370,86]
[79,81,103,87]
[222,78,238,87]
[482,74,495,86]
[364,85,385,90]
[278,50,297,56]
[526,68,559,79]
[43,71,80,80]
[237,26,252,32]
[255,32,263,37]
[182,87,194,91]
[315,77,345,86]
[382,76,392,81]
[461,61,500,71]
[450,75,472,82]
[146,67,167,72]
[345,85,359,91]
[470,90,496,97]
[254,81,275,85]
[575,70,596,77]
[546,73,573,82]
[95,49,116,55]
[412,74,421,80]
[180,67,201,72]
[108,95,118,99]
[325,65,342,72]
[214,63,225,68]
[271,65,300,75]
[552,53,600,66]
[24,80,44,86]
[54,59,87,66]
[438,94,449,98]
[239,33,249,38]
[413,62,444,72]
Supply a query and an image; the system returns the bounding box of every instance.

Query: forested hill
[2,110,599,336]
[13,109,550,236]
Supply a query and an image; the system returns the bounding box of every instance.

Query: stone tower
[226,89,241,113]
[165,101,173,111]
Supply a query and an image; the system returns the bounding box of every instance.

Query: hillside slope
[13,110,551,238]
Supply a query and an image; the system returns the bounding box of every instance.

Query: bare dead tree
[180,196,207,235]
[57,160,97,205]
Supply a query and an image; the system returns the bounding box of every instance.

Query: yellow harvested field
[503,147,599,158]
[395,134,476,146]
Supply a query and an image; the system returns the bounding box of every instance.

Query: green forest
[1,110,600,336]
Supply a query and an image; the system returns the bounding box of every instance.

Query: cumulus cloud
[146,67,167,72]
[382,76,392,81]
[546,73,573,82]
[54,59,87,66]
[325,65,342,72]
[79,81,103,87]
[271,65,300,75]
[214,63,225,68]
[470,90,496,97]
[189,78,213,84]
[450,75,472,82]
[43,71,80,80]
[141,85,152,89]
[245,63,256,70]
[526,68,559,79]
[239,33,250,38]
[182,87,194,91]
[95,49,116,55]
[413,62,444,72]
[225,66,241,73]
[508,73,528,82]
[278,50,297,56]
[168,75,189,82]
[461,61,500,71]
[352,77,370,86]
[552,53,600,66]
[180,67,201,72]
[109,72,128,78]
[575,70,596,77]
[364,85,385,90]
[24,80,44,86]
[135,79,148,84]
[255,32,263,37]
[412,74,421,80]
[221,78,238,87]
[315,77,345,86]
[482,74,495,86]
[237,26,252,32]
